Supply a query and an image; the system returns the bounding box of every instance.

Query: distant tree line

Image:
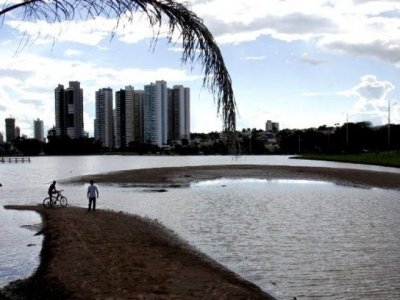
[1,122,399,156]
[278,122,400,154]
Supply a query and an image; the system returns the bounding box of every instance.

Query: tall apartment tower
[15,126,20,138]
[134,90,145,143]
[168,85,190,142]
[115,86,134,149]
[55,84,67,136]
[55,81,84,138]
[95,88,114,149]
[34,118,44,142]
[143,81,168,147]
[5,117,15,142]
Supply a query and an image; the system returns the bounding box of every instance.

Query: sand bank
[1,205,274,299]
[68,164,400,190]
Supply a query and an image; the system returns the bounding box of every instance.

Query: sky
[1,0,400,138]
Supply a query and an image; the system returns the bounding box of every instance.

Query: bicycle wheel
[43,197,52,209]
[60,196,68,207]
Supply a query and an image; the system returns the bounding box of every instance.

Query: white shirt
[87,184,98,198]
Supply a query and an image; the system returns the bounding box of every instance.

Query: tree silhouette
[1,0,238,152]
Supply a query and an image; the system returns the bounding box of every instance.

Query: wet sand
[1,205,274,299]
[2,164,400,299]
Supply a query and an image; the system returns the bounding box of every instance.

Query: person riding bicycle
[48,181,58,205]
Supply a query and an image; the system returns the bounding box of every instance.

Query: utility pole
[388,100,391,150]
[346,113,349,150]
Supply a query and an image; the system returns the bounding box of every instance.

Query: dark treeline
[1,122,399,156]
[279,122,400,154]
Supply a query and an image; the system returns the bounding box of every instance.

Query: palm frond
[1,0,239,153]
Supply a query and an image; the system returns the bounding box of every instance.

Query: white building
[95,88,113,149]
[143,81,168,147]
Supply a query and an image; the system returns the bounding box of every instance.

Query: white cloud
[343,75,397,124]
[65,49,83,57]
[244,56,266,61]
[5,0,400,66]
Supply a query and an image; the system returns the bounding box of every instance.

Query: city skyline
[1,0,400,138]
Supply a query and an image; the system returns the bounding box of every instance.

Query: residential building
[134,90,145,143]
[5,117,15,142]
[168,85,190,143]
[115,86,134,149]
[143,81,168,147]
[95,88,114,148]
[55,81,84,139]
[34,118,44,142]
[266,120,279,133]
[15,126,20,138]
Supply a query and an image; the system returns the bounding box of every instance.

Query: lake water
[1,155,400,299]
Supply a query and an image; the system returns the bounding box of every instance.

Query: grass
[298,151,400,168]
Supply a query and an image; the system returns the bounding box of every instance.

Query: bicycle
[43,190,68,208]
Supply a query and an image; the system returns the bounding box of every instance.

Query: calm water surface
[1,155,399,299]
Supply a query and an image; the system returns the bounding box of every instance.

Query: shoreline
[1,205,275,299]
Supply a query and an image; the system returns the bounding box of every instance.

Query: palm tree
[0,0,238,152]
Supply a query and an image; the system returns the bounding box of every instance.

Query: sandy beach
[2,164,400,299]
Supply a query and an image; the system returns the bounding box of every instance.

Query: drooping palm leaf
[1,0,239,153]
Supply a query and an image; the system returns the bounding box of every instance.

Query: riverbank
[68,164,400,190]
[297,151,400,168]
[1,205,274,299]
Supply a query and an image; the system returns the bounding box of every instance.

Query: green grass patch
[298,151,400,168]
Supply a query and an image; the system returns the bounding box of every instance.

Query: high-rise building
[266,120,279,133]
[168,85,190,142]
[115,86,134,149]
[95,88,114,149]
[134,90,145,143]
[55,81,84,139]
[34,118,44,142]
[143,81,168,147]
[15,126,20,138]
[55,84,67,136]
[0,132,4,144]
[5,117,15,142]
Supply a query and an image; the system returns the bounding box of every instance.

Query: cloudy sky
[1,0,400,137]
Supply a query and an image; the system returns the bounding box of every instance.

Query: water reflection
[89,179,399,300]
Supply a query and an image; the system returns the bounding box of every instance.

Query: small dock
[1,157,31,163]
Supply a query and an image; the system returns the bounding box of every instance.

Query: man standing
[48,181,57,205]
[87,180,99,212]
